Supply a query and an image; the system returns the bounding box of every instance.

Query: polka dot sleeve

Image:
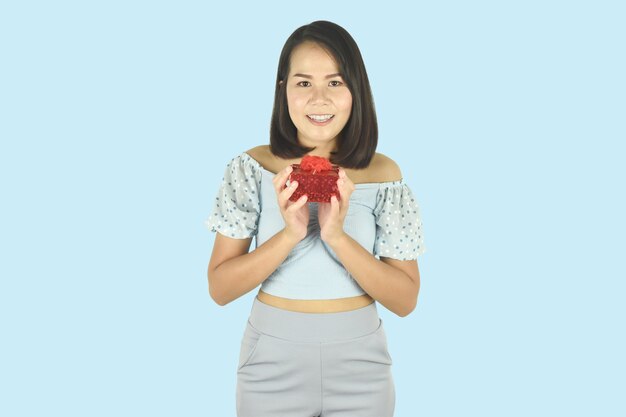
[373,181,426,260]
[204,154,262,239]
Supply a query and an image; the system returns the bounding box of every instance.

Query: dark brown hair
[269,20,378,169]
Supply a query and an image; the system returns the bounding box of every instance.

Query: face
[284,41,353,154]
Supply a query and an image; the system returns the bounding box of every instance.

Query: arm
[318,168,421,317]
[208,229,301,306]
[207,165,309,306]
[325,234,420,317]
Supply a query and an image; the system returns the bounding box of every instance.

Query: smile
[307,114,334,125]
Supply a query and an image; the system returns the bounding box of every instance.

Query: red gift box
[287,156,339,203]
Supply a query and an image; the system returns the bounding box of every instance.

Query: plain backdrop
[1,1,624,416]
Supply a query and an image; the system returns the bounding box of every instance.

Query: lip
[307,114,335,126]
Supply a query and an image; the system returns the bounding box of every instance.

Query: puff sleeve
[204,153,262,239]
[373,181,426,260]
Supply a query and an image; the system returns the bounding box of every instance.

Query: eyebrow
[292,73,343,79]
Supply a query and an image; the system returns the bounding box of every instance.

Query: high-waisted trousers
[236,297,395,417]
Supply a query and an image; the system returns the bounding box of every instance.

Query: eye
[329,80,343,87]
[296,81,311,87]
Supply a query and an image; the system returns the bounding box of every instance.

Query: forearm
[327,233,418,317]
[211,229,299,305]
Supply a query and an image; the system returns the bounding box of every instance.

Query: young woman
[206,20,426,417]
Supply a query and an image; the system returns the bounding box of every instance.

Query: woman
[206,20,426,417]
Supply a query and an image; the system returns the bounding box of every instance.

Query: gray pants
[236,297,395,417]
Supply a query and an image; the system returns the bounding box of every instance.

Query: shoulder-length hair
[269,20,378,169]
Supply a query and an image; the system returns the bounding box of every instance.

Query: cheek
[339,94,353,115]
[287,93,306,111]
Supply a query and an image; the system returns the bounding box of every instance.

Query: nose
[309,85,329,104]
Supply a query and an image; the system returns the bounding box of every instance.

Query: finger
[330,194,339,210]
[336,177,348,201]
[286,193,308,212]
[272,165,292,191]
[336,179,353,214]
[279,180,299,207]
[272,165,293,195]
[273,167,294,203]
[339,169,354,190]
[336,169,354,199]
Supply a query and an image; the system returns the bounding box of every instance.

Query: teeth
[308,114,333,122]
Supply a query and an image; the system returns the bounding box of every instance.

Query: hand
[318,168,355,246]
[272,165,309,242]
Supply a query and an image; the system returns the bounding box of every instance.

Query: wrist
[281,227,304,246]
[322,230,349,249]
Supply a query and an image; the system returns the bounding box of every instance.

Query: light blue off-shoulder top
[205,152,426,300]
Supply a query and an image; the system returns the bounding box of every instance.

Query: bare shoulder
[246,144,295,174]
[245,145,274,171]
[362,153,403,183]
[245,147,403,182]
[245,145,270,163]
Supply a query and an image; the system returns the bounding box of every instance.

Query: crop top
[205,152,426,300]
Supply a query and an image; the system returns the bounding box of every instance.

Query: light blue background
[1,1,624,416]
